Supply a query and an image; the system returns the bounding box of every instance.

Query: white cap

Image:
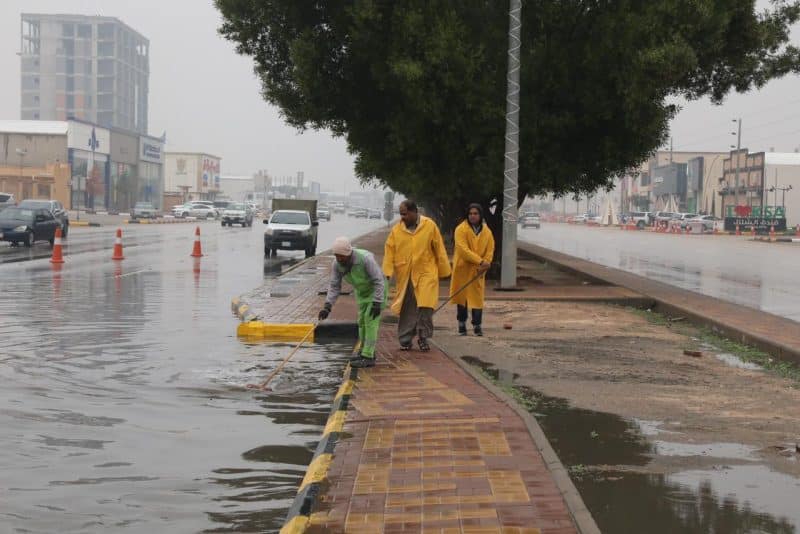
[332,236,353,256]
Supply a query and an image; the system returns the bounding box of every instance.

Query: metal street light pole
[731,118,741,209]
[500,0,522,289]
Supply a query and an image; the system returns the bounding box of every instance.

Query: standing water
[0,219,383,532]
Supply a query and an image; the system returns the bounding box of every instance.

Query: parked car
[264,208,319,258]
[520,212,541,229]
[317,206,332,221]
[571,214,588,224]
[172,203,190,217]
[187,203,217,219]
[621,211,648,229]
[351,208,368,218]
[653,211,680,224]
[132,201,158,219]
[18,199,69,237]
[675,213,696,229]
[213,200,232,212]
[368,209,382,219]
[0,206,60,247]
[587,214,602,224]
[330,202,346,214]
[0,192,16,211]
[687,214,720,232]
[221,202,253,227]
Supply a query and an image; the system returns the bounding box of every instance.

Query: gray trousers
[398,280,434,345]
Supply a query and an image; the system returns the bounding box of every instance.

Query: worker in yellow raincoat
[383,200,451,352]
[450,203,495,336]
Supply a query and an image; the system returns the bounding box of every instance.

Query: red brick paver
[307,329,577,534]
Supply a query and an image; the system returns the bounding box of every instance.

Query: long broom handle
[249,322,317,390]
[434,269,486,315]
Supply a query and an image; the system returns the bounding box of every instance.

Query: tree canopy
[216,0,800,234]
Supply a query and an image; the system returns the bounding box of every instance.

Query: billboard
[67,121,110,155]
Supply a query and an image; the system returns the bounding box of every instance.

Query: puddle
[715,352,763,371]
[653,441,757,460]
[461,355,800,533]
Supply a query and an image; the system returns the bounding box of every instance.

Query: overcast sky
[2,0,800,189]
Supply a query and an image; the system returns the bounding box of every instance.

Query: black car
[18,199,69,237]
[0,207,61,247]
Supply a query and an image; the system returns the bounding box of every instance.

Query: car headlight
[265,227,273,235]
[13,225,28,232]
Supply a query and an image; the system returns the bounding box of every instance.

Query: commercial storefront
[164,152,221,202]
[139,135,164,209]
[109,129,139,213]
[68,121,110,211]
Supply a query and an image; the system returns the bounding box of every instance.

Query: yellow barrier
[236,322,316,342]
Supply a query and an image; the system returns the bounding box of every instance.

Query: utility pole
[500,0,522,289]
[731,118,742,209]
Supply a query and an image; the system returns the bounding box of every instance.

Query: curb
[435,339,601,534]
[280,365,358,534]
[70,221,101,227]
[125,217,200,224]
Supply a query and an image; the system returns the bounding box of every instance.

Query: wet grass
[628,307,800,386]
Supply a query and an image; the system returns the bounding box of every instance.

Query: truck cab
[264,200,318,258]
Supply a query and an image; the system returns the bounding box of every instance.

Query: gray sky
[2,0,800,189]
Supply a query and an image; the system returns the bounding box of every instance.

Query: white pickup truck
[263,200,318,258]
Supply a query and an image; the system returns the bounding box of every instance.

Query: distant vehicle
[368,208,381,219]
[625,211,651,229]
[0,206,60,247]
[571,214,588,224]
[587,214,602,224]
[520,212,541,229]
[349,208,368,218]
[654,211,680,224]
[0,192,15,211]
[172,203,190,217]
[132,201,158,219]
[317,206,332,221]
[677,213,698,229]
[687,214,720,232]
[178,203,216,219]
[18,199,69,237]
[213,200,232,211]
[221,202,253,227]
[264,201,318,258]
[330,202,346,214]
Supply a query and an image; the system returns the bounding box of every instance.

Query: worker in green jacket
[318,237,386,368]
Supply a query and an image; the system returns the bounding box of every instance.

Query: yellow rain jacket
[383,215,451,314]
[450,220,495,309]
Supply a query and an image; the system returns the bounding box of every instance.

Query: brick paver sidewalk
[306,329,578,534]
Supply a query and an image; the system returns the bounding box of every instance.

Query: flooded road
[520,223,800,322]
[0,216,385,532]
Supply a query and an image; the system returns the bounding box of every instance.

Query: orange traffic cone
[112,228,125,260]
[190,226,203,257]
[50,226,65,264]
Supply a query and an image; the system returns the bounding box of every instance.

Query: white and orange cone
[112,228,125,260]
[190,226,203,257]
[50,226,65,264]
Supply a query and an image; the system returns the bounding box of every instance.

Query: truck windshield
[271,212,309,224]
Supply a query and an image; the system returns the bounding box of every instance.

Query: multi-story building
[20,13,149,134]
[164,152,222,202]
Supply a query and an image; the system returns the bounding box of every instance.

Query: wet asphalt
[520,223,800,322]
[0,216,386,533]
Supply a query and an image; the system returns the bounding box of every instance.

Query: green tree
[216,0,800,242]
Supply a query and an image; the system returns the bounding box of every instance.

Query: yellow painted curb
[323,410,347,436]
[236,322,316,342]
[334,380,354,400]
[299,453,332,491]
[71,221,90,226]
[279,515,309,534]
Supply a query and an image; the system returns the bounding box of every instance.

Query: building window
[62,23,74,37]
[77,24,91,38]
[98,23,115,40]
[66,77,74,91]
[33,113,39,120]
[37,184,50,198]
[34,95,39,104]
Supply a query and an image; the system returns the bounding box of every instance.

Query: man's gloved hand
[318,303,332,321]
[370,302,382,319]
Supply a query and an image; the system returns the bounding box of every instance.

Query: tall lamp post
[500,0,522,289]
[15,148,27,199]
[730,118,742,209]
